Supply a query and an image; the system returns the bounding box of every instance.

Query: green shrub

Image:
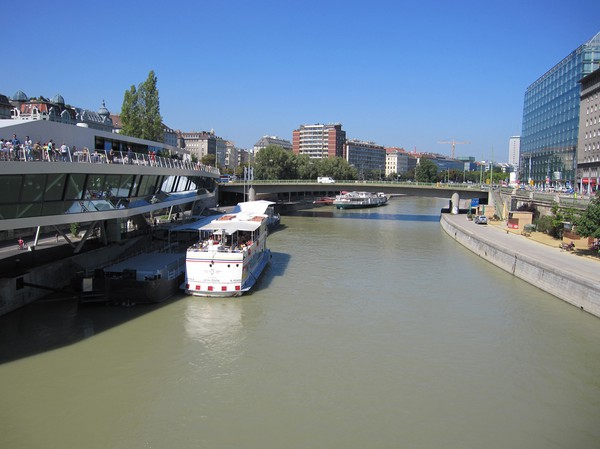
[535,215,557,237]
[70,222,80,237]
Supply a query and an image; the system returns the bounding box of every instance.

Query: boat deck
[104,252,185,280]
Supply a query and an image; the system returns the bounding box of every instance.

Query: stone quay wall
[440,214,600,318]
[0,237,150,317]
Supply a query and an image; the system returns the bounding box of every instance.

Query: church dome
[51,94,65,105]
[11,90,28,101]
[98,100,110,117]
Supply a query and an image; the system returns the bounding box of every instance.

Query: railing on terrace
[512,189,590,209]
[0,145,220,175]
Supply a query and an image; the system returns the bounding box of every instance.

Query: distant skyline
[4,1,600,163]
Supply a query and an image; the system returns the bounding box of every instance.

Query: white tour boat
[185,201,273,297]
[333,191,388,209]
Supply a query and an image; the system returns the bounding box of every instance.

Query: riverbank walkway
[442,213,600,317]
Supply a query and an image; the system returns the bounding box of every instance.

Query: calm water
[1,197,599,449]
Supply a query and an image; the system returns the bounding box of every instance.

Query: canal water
[1,197,599,449]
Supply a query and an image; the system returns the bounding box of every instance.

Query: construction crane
[438,139,470,159]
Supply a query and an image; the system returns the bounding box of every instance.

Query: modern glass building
[520,32,600,188]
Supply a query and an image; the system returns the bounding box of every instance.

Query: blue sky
[3,0,600,162]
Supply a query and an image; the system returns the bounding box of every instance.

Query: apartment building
[345,139,386,179]
[253,135,292,155]
[292,123,346,159]
[577,67,600,194]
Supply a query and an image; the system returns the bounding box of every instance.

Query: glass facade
[520,32,600,187]
[0,172,216,220]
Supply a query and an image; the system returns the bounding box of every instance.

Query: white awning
[201,219,263,235]
[170,214,226,232]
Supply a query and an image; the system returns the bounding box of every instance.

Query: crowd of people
[0,134,146,164]
[0,133,219,173]
[0,133,79,162]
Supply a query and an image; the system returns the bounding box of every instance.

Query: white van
[317,177,335,184]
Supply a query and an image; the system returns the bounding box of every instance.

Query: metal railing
[226,179,488,190]
[0,145,220,175]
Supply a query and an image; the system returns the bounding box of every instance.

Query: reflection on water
[184,299,245,364]
[0,297,177,364]
[291,208,441,221]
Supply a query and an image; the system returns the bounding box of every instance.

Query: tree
[139,71,163,142]
[415,158,438,183]
[254,145,295,180]
[545,202,579,238]
[397,169,415,181]
[120,85,140,137]
[318,156,355,180]
[201,154,216,167]
[575,194,600,239]
[295,154,319,180]
[120,70,163,142]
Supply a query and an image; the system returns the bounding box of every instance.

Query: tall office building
[345,139,386,179]
[292,123,346,159]
[508,136,520,168]
[520,32,600,187]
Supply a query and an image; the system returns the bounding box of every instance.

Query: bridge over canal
[220,180,489,212]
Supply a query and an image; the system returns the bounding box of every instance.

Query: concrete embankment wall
[440,214,600,318]
[0,237,150,317]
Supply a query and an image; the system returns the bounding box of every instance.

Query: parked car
[317,177,335,184]
[474,215,488,224]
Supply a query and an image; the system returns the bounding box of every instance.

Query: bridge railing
[513,189,590,209]
[226,179,488,190]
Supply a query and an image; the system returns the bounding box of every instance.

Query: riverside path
[441,213,600,318]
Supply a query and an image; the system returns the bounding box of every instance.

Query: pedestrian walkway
[442,213,600,318]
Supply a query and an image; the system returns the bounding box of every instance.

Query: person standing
[24,136,32,161]
[60,142,69,162]
[47,139,54,161]
[11,134,20,160]
[127,146,134,164]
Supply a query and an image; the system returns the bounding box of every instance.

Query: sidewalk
[442,213,600,318]
[489,218,600,262]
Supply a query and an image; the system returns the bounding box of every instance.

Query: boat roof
[235,200,275,214]
[171,213,226,232]
[172,200,274,234]
[204,219,263,234]
[104,252,184,273]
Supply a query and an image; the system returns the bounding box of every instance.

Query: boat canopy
[201,219,263,235]
[170,200,274,233]
[236,200,274,214]
[170,214,226,232]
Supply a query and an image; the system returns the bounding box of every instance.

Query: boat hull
[334,201,387,209]
[79,268,185,304]
[184,200,274,298]
[186,249,270,297]
[106,274,185,304]
[79,251,187,305]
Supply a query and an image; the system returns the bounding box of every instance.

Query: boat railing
[189,238,254,254]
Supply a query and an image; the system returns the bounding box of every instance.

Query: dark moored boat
[79,252,185,304]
